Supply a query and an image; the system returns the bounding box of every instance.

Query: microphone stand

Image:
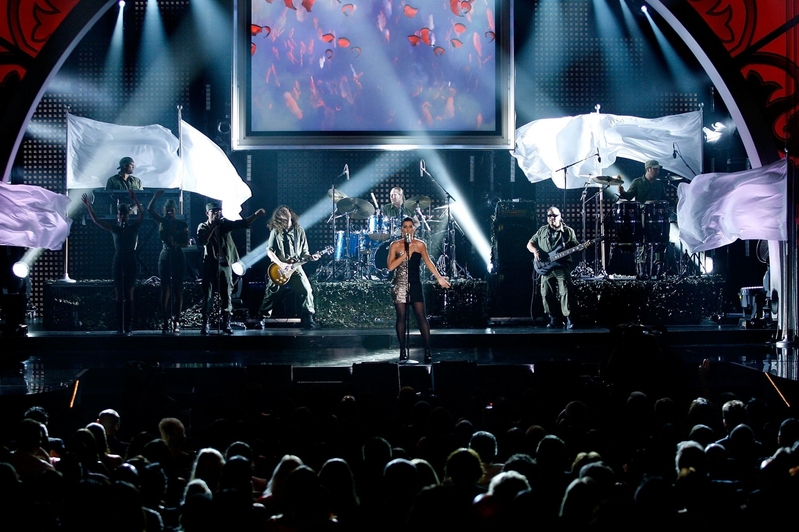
[554,150,601,216]
[405,236,411,361]
[329,178,339,281]
[421,165,469,279]
[328,171,352,280]
[673,146,698,177]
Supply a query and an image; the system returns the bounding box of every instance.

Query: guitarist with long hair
[259,206,321,329]
[526,206,580,329]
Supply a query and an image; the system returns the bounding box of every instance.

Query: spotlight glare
[118,0,125,7]
[231,261,247,276]
[13,261,29,279]
[641,5,647,13]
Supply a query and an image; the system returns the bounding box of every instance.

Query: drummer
[381,187,420,231]
[616,159,672,279]
[617,160,671,205]
[381,187,411,218]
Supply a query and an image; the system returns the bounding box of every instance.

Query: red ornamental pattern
[0,0,79,87]
[688,0,797,155]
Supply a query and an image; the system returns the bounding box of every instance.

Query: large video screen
[232,0,514,149]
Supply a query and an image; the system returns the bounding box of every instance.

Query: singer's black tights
[394,301,431,350]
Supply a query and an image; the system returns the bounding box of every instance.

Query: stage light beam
[12,262,29,279]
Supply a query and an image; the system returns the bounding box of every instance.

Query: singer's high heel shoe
[398,348,409,364]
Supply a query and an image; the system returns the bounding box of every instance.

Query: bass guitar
[267,246,333,285]
[533,238,601,275]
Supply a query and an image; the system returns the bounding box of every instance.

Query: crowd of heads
[2,372,799,531]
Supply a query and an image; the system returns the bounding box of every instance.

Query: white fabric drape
[512,111,702,188]
[67,114,182,189]
[66,114,252,219]
[179,120,252,220]
[0,182,72,250]
[676,158,787,253]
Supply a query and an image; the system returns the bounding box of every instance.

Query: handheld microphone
[596,148,601,163]
[672,143,678,159]
[404,232,412,244]
[345,164,349,180]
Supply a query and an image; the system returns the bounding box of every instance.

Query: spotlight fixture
[118,0,125,7]
[640,5,647,13]
[12,262,29,279]
[702,122,730,143]
[231,261,247,276]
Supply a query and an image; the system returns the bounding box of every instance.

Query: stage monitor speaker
[432,361,477,401]
[399,365,433,394]
[491,267,534,318]
[492,219,537,272]
[478,365,535,399]
[491,216,536,317]
[247,365,293,397]
[293,366,352,384]
[353,362,400,400]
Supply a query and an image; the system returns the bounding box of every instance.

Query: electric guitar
[267,246,333,285]
[533,238,601,275]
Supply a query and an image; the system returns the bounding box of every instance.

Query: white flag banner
[512,111,702,188]
[180,120,252,220]
[67,113,181,189]
[0,182,73,250]
[676,158,787,253]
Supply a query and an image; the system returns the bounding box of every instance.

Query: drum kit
[315,189,447,282]
[576,174,677,278]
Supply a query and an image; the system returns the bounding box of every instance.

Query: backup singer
[526,207,579,329]
[387,217,451,364]
[259,206,320,329]
[147,190,189,333]
[82,190,143,334]
[197,201,266,334]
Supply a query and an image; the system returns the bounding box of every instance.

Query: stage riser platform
[42,277,724,331]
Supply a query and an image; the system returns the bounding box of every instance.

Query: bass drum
[644,200,671,243]
[373,241,393,270]
[614,201,643,245]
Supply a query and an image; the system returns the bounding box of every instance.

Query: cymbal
[327,188,348,202]
[404,195,431,211]
[337,197,375,219]
[590,175,624,186]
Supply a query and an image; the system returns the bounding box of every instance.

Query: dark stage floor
[1,320,787,397]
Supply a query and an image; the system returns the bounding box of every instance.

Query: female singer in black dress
[387,217,451,364]
[147,190,189,333]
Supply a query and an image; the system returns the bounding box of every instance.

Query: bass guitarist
[526,206,580,329]
[259,205,320,329]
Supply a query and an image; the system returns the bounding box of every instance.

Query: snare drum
[614,201,643,245]
[644,200,670,243]
[334,231,361,260]
[367,214,391,241]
